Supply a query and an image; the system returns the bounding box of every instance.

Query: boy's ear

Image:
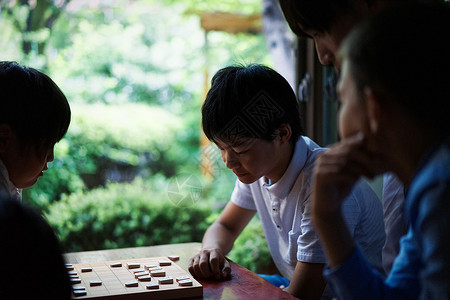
[364,87,384,135]
[0,124,12,152]
[278,124,292,144]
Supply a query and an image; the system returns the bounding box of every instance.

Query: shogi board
[68,257,202,299]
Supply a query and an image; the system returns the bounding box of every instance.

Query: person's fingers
[189,255,201,278]
[221,259,231,280]
[198,252,213,279]
[209,250,222,279]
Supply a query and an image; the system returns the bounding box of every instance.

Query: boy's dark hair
[202,64,303,145]
[279,0,357,37]
[340,2,450,136]
[279,0,436,38]
[0,61,71,151]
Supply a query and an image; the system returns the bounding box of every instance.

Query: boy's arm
[188,201,255,280]
[287,261,326,300]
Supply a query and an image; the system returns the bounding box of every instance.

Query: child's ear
[364,87,384,135]
[0,124,12,152]
[278,124,292,144]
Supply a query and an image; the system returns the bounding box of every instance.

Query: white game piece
[110,262,122,267]
[81,267,92,272]
[70,278,82,284]
[125,281,139,287]
[68,271,77,276]
[138,275,152,282]
[73,290,87,297]
[148,266,162,271]
[90,280,102,286]
[176,275,190,282]
[146,283,159,290]
[150,270,166,277]
[127,262,140,269]
[168,255,180,261]
[159,260,172,266]
[72,286,85,291]
[178,279,193,286]
[135,271,149,278]
[144,264,157,269]
[65,264,74,270]
[158,276,173,284]
[131,268,146,274]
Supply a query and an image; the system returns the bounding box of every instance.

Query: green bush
[23,103,191,211]
[44,177,213,252]
[228,217,273,274]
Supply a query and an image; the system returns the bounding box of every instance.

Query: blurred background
[0,0,298,273]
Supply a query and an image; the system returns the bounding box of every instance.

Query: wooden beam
[200,12,262,34]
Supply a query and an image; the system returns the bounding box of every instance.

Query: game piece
[176,275,190,282]
[159,260,172,266]
[125,281,139,287]
[70,278,82,284]
[178,279,193,286]
[81,267,92,272]
[131,268,146,274]
[110,262,122,268]
[69,274,79,278]
[134,271,149,278]
[67,257,202,299]
[89,280,102,287]
[168,255,180,261]
[126,262,140,269]
[158,276,173,284]
[73,290,87,297]
[138,275,152,282]
[150,270,166,277]
[68,271,77,276]
[66,264,74,270]
[146,283,159,290]
[144,264,157,269]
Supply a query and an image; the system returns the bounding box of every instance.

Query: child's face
[301,8,367,67]
[336,60,369,139]
[215,136,285,184]
[1,133,55,189]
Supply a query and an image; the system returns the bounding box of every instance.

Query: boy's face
[0,132,55,188]
[301,6,368,67]
[336,60,369,138]
[215,136,285,184]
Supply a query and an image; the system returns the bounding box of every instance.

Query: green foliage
[228,217,272,273]
[23,103,187,211]
[44,177,214,252]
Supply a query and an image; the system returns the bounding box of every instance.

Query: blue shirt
[324,139,450,299]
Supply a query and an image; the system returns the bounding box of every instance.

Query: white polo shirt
[231,136,385,281]
[0,159,21,201]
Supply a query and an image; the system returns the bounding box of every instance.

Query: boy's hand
[313,133,382,214]
[188,248,231,280]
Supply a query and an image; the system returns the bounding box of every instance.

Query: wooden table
[64,243,297,299]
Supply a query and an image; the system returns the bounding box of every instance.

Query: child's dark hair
[340,2,450,136]
[279,0,428,38]
[279,0,357,37]
[0,61,71,152]
[202,64,303,145]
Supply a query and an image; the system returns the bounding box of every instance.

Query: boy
[0,61,72,298]
[188,64,385,299]
[0,61,71,200]
[311,3,450,298]
[278,0,424,275]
